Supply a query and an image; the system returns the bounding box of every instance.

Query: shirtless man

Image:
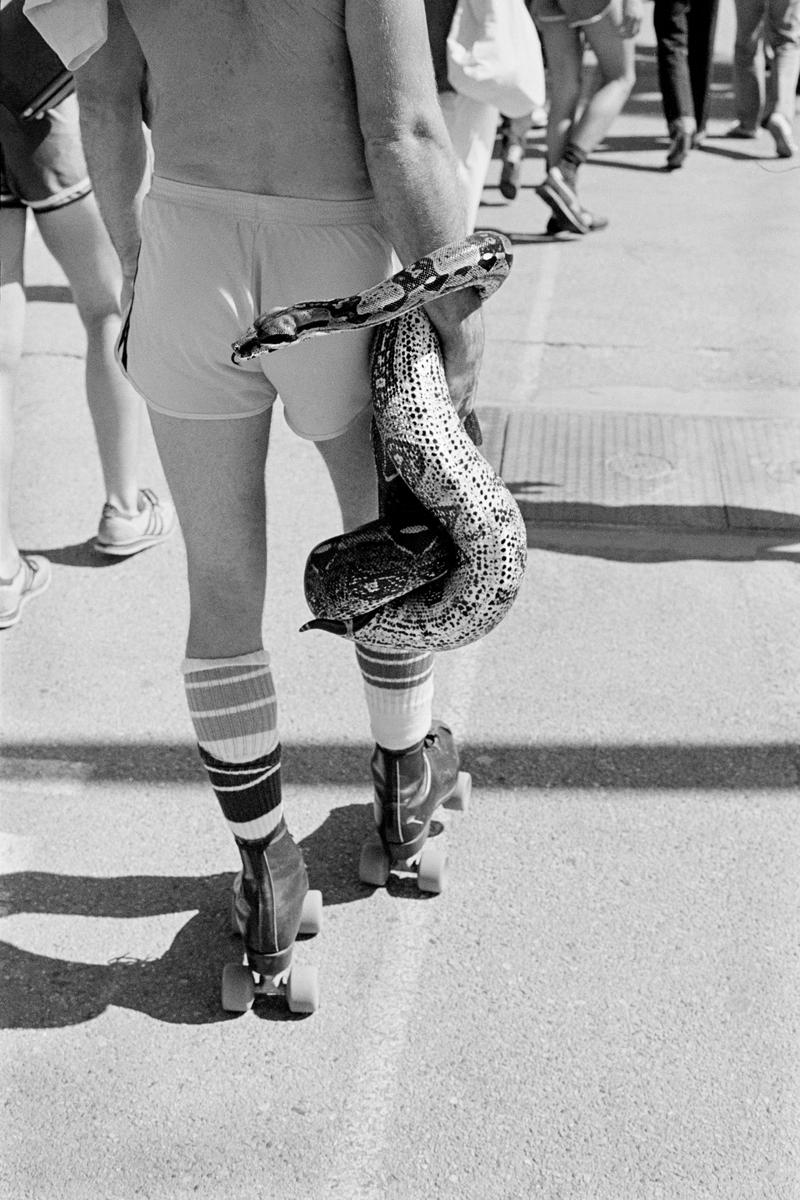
[26,0,484,996]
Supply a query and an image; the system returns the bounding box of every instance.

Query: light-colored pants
[439,91,500,231]
[733,0,800,125]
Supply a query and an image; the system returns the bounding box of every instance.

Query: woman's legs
[573,11,638,156]
[536,11,635,229]
[0,207,27,579]
[36,193,145,516]
[537,21,585,170]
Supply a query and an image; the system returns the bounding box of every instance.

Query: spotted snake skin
[231,232,527,650]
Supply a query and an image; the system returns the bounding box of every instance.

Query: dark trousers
[653,0,721,130]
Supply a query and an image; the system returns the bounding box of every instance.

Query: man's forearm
[364,127,482,326]
[76,86,149,279]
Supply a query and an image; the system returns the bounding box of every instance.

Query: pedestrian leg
[0,207,27,578]
[764,0,800,154]
[688,0,721,135]
[731,0,767,132]
[0,206,52,627]
[36,193,144,515]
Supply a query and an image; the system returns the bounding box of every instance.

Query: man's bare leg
[315,404,460,892]
[149,404,313,997]
[147,407,270,657]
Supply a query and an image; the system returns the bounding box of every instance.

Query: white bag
[446,0,546,120]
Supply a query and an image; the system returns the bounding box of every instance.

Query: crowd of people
[1,0,797,1006]
[427,0,798,235]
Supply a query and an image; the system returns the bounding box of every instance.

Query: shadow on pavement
[694,141,782,164]
[0,803,427,1030]
[511,499,800,562]
[22,540,134,568]
[1,738,797,788]
[2,740,796,1027]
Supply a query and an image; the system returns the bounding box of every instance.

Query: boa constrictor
[231,231,527,651]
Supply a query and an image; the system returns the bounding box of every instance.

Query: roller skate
[221,820,322,1015]
[358,721,471,894]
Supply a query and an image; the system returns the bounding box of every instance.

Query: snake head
[231,307,300,364]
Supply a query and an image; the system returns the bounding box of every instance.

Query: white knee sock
[356,644,434,750]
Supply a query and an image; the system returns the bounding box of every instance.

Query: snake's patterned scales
[231,232,527,651]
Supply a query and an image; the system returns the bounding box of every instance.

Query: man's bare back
[122,0,373,198]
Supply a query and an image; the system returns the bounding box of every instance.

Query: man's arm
[345,0,484,417]
[73,0,148,304]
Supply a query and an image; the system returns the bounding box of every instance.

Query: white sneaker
[95,488,176,557]
[766,113,798,159]
[0,555,52,629]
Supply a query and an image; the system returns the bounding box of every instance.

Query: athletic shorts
[0,94,91,212]
[118,176,396,441]
[532,0,613,26]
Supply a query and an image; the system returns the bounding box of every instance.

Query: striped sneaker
[0,555,52,629]
[94,488,176,557]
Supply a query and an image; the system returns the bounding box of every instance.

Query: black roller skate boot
[358,720,472,894]
[222,820,322,1015]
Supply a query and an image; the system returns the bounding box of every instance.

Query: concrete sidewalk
[474,0,800,558]
[2,8,799,1199]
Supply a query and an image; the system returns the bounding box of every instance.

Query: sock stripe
[199,744,282,826]
[356,643,435,751]
[226,809,283,841]
[356,648,431,665]
[184,652,278,764]
[356,645,434,691]
[204,763,280,793]
[359,667,434,690]
[187,697,277,719]
[184,667,270,689]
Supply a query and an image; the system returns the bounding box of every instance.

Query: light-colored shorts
[118,176,395,441]
[532,0,613,26]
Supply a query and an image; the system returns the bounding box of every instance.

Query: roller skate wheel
[443,771,472,814]
[417,840,447,894]
[221,963,256,1013]
[287,964,320,1014]
[299,889,323,937]
[359,832,391,887]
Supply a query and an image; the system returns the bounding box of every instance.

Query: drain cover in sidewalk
[476,408,800,535]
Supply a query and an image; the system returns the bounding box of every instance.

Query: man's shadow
[0,801,417,1028]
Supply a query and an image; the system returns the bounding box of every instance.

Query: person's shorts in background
[0,93,91,211]
[533,0,613,26]
[118,176,396,442]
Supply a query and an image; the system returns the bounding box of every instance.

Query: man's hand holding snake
[424,289,485,424]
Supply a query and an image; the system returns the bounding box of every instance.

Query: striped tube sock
[183,650,283,841]
[356,644,435,751]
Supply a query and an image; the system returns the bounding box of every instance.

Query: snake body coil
[231,232,527,651]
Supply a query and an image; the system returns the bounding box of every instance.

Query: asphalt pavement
[2,6,799,1198]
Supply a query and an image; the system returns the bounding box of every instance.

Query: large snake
[231,232,527,651]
